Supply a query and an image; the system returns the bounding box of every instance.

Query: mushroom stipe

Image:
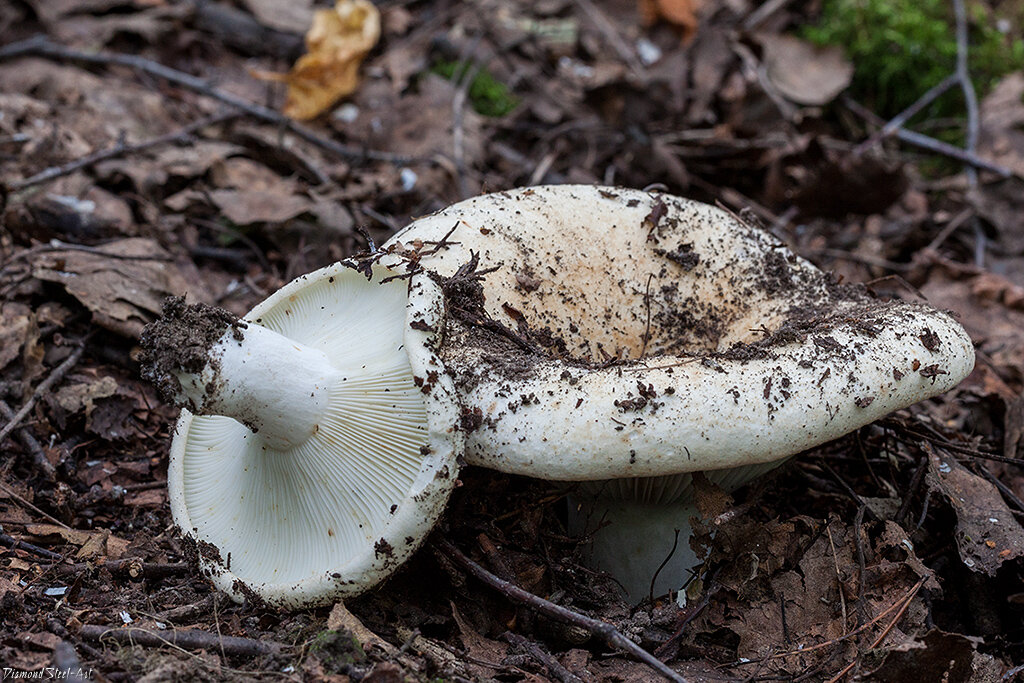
[141,185,974,607]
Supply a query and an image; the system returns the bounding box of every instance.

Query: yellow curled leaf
[282,0,381,120]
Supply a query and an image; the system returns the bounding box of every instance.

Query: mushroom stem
[170,322,339,451]
[568,496,703,603]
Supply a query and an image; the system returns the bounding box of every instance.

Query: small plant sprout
[143,186,975,607]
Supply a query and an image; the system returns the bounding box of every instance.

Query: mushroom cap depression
[382,185,975,483]
[157,263,461,608]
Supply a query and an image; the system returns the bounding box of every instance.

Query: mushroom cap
[168,263,461,607]
[383,185,975,481]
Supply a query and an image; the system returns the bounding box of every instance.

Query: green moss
[802,0,1024,117]
[431,60,519,117]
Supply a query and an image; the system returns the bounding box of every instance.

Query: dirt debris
[0,0,1022,680]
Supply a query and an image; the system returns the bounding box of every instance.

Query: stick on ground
[79,624,285,658]
[10,112,240,193]
[0,36,423,167]
[435,538,688,683]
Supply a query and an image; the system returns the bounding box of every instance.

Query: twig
[952,0,987,267]
[648,528,680,603]
[853,505,868,626]
[0,398,55,479]
[843,98,1011,177]
[652,578,717,658]
[79,624,284,658]
[0,36,422,166]
[734,575,927,666]
[1003,663,1024,682]
[0,531,65,560]
[953,0,980,188]
[823,576,924,682]
[503,631,584,683]
[435,538,688,683]
[818,461,877,521]
[926,206,974,252]
[742,0,798,30]
[49,558,190,580]
[571,0,644,77]
[825,526,848,630]
[0,338,89,447]
[853,75,958,155]
[9,112,240,192]
[0,481,70,529]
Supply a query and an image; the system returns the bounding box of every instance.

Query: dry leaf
[32,238,202,338]
[208,188,313,226]
[639,0,699,38]
[758,33,853,106]
[242,0,314,34]
[978,73,1024,180]
[926,448,1024,575]
[0,302,33,371]
[267,0,381,120]
[54,376,118,415]
[24,524,92,546]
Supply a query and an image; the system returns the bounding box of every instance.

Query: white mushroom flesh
[154,264,462,606]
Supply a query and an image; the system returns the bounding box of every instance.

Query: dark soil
[1,1,1023,682]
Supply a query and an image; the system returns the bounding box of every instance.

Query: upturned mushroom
[143,185,974,606]
[141,264,462,607]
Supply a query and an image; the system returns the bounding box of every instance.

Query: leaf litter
[0,0,1023,680]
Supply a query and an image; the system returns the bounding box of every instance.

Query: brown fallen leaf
[258,0,381,120]
[926,447,1024,575]
[758,33,853,106]
[860,628,1003,682]
[0,302,33,371]
[242,0,314,34]
[208,188,314,226]
[32,238,203,338]
[54,376,119,415]
[638,0,699,38]
[978,73,1024,180]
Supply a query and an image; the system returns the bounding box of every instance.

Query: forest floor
[2,0,1024,681]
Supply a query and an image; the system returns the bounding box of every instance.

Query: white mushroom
[141,263,461,608]
[382,185,975,601]
[144,185,974,607]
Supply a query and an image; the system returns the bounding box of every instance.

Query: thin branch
[435,538,688,683]
[79,624,285,658]
[853,74,959,155]
[0,481,70,529]
[843,98,1011,177]
[49,558,190,580]
[571,0,644,77]
[0,532,65,560]
[503,632,584,683]
[824,576,924,682]
[0,36,423,166]
[0,398,55,479]
[952,0,987,267]
[10,112,240,192]
[0,337,89,447]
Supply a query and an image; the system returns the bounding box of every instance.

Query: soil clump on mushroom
[139,296,246,404]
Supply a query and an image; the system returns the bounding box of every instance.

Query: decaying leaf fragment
[271,0,381,120]
[638,0,700,38]
[32,238,201,338]
[926,446,1024,575]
